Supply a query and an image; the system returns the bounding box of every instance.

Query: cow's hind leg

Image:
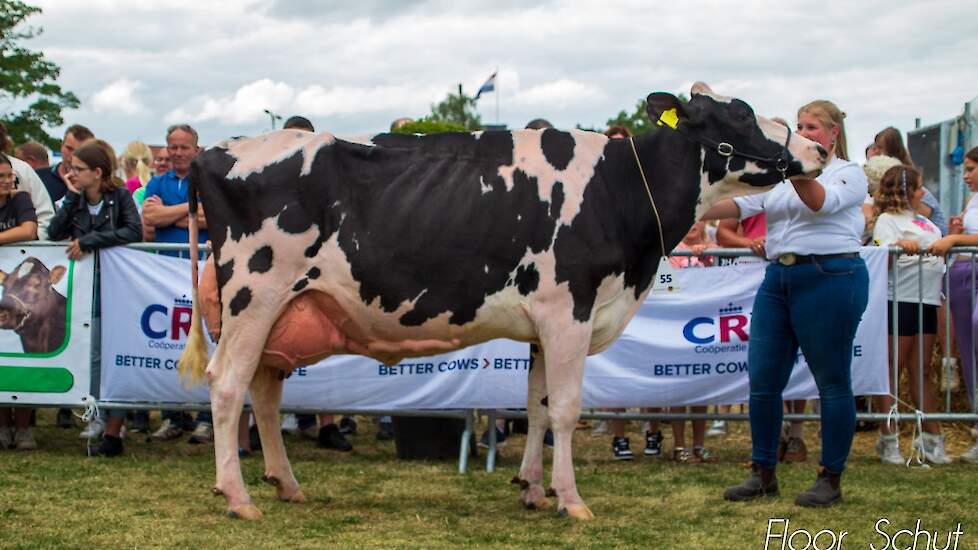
[516,344,551,510]
[251,365,304,503]
[208,308,282,520]
[541,324,593,520]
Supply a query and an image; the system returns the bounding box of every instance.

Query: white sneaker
[280,414,300,435]
[875,434,904,465]
[14,428,37,450]
[706,420,727,437]
[913,432,952,464]
[79,417,105,439]
[0,426,13,449]
[960,442,978,464]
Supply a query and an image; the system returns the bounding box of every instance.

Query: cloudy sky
[25,0,978,161]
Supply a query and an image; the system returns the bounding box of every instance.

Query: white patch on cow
[496,129,606,228]
[479,175,491,194]
[217,216,321,327]
[694,152,774,219]
[221,129,336,181]
[16,262,34,278]
[484,264,489,274]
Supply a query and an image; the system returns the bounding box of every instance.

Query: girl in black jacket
[48,139,141,457]
[47,139,141,255]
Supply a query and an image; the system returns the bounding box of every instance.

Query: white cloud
[91,78,146,115]
[513,79,605,109]
[165,79,295,125]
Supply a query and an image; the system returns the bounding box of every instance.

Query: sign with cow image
[0,246,94,406]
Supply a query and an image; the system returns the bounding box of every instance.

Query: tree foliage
[0,0,79,150]
[428,84,481,131]
[391,117,467,135]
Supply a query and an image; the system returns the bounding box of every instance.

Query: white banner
[98,247,888,410]
[0,246,94,406]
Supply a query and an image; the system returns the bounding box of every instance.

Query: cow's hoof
[557,504,594,520]
[227,504,262,521]
[277,488,306,503]
[520,484,550,510]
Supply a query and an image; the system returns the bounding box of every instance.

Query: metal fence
[12,242,978,472]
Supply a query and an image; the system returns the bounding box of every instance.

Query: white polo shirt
[733,156,867,260]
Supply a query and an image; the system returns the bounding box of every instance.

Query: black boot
[317,424,353,451]
[89,435,123,457]
[795,467,842,507]
[723,462,778,501]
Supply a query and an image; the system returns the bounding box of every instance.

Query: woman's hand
[928,235,957,257]
[66,239,87,260]
[63,172,80,195]
[895,239,921,255]
[749,237,766,258]
[949,215,964,235]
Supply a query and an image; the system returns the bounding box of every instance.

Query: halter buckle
[717,142,734,157]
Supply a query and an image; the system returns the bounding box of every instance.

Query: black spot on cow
[248,246,273,274]
[278,204,313,234]
[514,264,540,295]
[229,287,252,316]
[541,396,548,407]
[550,182,564,220]
[216,259,235,291]
[305,236,325,258]
[293,278,308,292]
[307,267,321,279]
[541,129,575,171]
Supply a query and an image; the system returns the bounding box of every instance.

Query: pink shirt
[125,176,142,194]
[740,213,766,239]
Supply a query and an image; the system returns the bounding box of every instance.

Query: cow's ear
[0,271,6,285]
[646,93,691,130]
[49,265,66,285]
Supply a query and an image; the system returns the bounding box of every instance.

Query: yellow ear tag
[657,108,679,129]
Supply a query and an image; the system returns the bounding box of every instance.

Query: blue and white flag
[474,72,496,100]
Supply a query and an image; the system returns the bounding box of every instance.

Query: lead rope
[629,137,667,258]
[884,398,931,469]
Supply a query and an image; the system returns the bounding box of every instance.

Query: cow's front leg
[516,344,550,510]
[250,365,304,503]
[541,324,593,520]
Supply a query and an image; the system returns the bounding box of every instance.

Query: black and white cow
[179,82,827,520]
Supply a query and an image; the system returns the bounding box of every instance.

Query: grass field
[1,411,976,549]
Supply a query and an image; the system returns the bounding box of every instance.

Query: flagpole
[495,66,500,125]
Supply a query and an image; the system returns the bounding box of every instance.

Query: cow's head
[0,258,67,332]
[647,82,828,216]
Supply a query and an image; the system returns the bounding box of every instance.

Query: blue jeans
[748,257,868,473]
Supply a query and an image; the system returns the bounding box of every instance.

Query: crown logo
[719,302,743,315]
[174,296,193,307]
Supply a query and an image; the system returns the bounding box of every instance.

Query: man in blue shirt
[143,124,212,442]
[142,124,208,258]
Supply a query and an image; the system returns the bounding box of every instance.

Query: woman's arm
[789,177,826,211]
[46,190,81,241]
[699,198,741,221]
[929,233,978,256]
[0,221,37,245]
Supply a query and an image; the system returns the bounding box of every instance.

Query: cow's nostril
[816,145,828,159]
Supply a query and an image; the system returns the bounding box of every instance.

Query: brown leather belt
[776,252,860,266]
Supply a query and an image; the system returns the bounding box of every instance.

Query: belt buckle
[778,253,797,266]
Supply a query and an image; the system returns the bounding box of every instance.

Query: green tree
[605,93,688,136]
[0,0,79,150]
[429,84,481,131]
[391,117,467,135]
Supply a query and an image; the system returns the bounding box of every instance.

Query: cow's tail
[178,160,209,386]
